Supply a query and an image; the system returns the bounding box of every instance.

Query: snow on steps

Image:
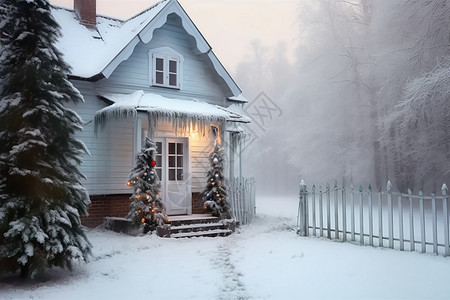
[157,215,237,238]
[103,214,237,238]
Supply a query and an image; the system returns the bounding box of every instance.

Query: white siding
[190,137,214,193]
[95,13,230,105]
[66,80,134,195]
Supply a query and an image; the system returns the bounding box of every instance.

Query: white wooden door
[156,138,190,215]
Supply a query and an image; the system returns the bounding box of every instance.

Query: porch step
[171,228,233,239]
[158,215,237,238]
[103,215,237,238]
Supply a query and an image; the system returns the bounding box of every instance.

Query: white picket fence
[297,180,450,256]
[229,177,256,225]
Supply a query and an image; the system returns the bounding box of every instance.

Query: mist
[236,0,450,197]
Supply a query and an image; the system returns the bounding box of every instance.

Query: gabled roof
[52,0,242,96]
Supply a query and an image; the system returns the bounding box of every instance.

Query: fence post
[297,180,308,236]
[432,192,438,254]
[319,185,323,238]
[351,183,355,242]
[359,185,364,245]
[326,183,331,239]
[408,188,415,252]
[342,181,347,242]
[312,185,316,236]
[399,194,404,251]
[442,184,449,257]
[378,187,383,247]
[387,181,394,249]
[334,181,339,240]
[419,190,426,253]
[368,185,373,246]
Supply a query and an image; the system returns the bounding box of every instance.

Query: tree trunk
[20,264,29,278]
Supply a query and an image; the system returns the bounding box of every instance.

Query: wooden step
[170,228,233,239]
[169,215,219,227]
[170,222,226,234]
[103,215,237,238]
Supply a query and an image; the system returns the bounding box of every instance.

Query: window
[149,47,183,89]
[168,142,184,181]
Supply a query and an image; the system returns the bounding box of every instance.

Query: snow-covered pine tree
[127,137,168,233]
[202,142,230,218]
[0,0,91,278]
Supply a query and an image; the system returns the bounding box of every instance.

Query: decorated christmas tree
[127,137,168,233]
[0,0,91,278]
[202,142,230,218]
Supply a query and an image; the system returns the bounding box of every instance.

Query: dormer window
[149,47,183,89]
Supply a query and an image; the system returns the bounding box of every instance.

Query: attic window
[149,47,184,89]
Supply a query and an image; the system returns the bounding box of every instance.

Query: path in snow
[215,239,248,300]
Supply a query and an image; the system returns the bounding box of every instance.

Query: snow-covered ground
[2,196,450,299]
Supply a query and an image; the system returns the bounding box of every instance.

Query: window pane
[177,143,183,154]
[177,156,183,167]
[177,169,183,181]
[169,60,177,73]
[155,71,164,84]
[169,74,177,86]
[155,58,164,71]
[169,169,175,181]
[156,169,162,180]
[168,143,175,154]
[155,155,162,167]
[169,156,175,168]
[156,142,162,152]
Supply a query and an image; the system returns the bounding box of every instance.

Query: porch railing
[229,177,256,225]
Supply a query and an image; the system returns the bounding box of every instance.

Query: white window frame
[148,47,184,90]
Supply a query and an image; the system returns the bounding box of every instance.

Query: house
[52,0,250,227]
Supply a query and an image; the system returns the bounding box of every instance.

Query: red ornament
[151,160,157,167]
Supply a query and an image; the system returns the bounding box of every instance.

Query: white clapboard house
[52,0,249,226]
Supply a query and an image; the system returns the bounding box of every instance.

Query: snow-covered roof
[227,94,248,103]
[52,1,170,79]
[95,90,250,135]
[51,0,242,96]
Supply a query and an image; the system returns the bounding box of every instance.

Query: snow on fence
[229,177,256,225]
[297,180,450,256]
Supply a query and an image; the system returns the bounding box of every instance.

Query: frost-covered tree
[0,0,91,278]
[202,143,230,218]
[384,58,450,190]
[127,137,168,233]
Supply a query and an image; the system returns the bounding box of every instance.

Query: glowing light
[141,218,146,223]
[126,181,131,187]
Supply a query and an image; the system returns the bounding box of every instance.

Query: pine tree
[127,137,168,233]
[202,142,230,218]
[0,0,91,278]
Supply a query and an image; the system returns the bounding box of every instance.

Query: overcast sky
[49,0,299,74]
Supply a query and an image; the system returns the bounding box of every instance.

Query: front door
[155,138,191,215]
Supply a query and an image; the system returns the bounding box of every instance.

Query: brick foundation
[82,193,205,227]
[82,194,131,227]
[192,192,205,214]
